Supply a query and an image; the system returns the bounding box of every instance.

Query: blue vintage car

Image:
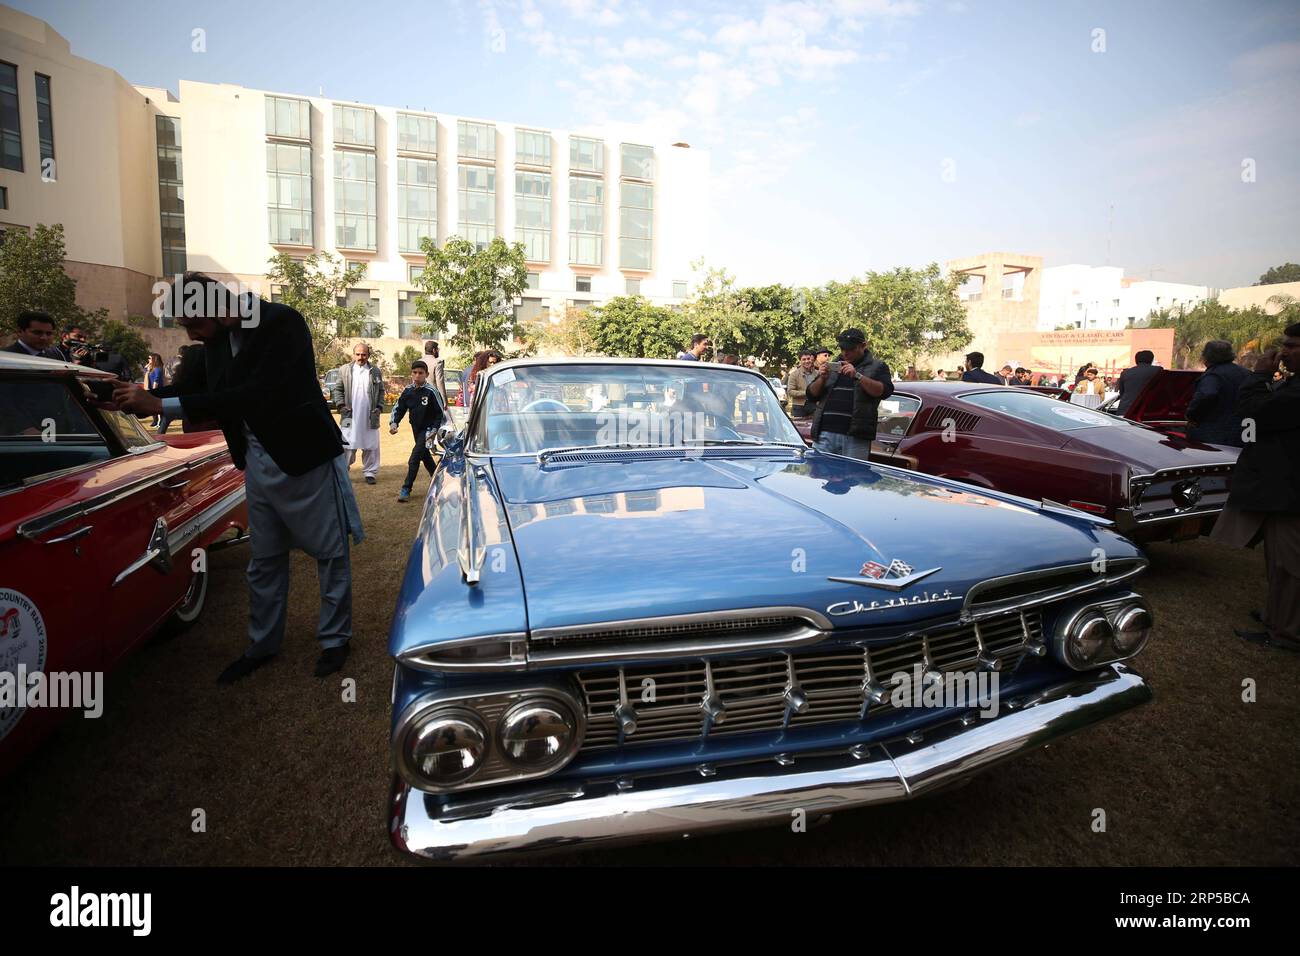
[387,358,1153,861]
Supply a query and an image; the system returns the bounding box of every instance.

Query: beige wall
[941,252,1043,368]
[0,5,162,308]
[1216,280,1300,313]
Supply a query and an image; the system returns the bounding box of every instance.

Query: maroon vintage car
[0,352,248,774]
[1100,368,1200,438]
[793,381,1238,544]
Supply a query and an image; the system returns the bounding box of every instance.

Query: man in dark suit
[1211,323,1300,651]
[113,273,364,682]
[4,311,63,359]
[1186,340,1248,447]
[1116,350,1161,415]
[961,352,1002,384]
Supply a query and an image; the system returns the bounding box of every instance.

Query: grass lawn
[1,422,1296,866]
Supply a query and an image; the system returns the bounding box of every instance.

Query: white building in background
[1,6,712,354]
[1038,264,1212,331]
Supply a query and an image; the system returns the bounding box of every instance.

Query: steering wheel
[523,399,570,413]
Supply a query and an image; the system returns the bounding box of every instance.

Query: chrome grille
[577,611,1043,751]
[533,615,805,649]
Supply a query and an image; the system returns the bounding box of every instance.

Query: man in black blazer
[113,273,364,682]
[1116,350,1161,415]
[1210,323,1300,650]
[960,352,1002,384]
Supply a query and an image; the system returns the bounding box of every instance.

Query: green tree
[1256,262,1300,285]
[806,264,971,371]
[413,236,528,354]
[266,251,371,375]
[579,296,692,359]
[395,344,422,369]
[0,222,107,334]
[682,260,751,355]
[736,284,818,373]
[1141,300,1293,367]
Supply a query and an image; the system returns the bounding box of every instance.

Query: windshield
[470,363,804,455]
[962,389,1124,431]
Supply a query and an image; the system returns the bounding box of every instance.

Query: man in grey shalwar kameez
[114,274,364,682]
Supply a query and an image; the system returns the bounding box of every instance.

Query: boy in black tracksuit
[390,360,446,502]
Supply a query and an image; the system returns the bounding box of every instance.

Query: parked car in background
[386,358,1153,861]
[794,382,1236,543]
[0,353,248,775]
[768,376,787,405]
[1098,369,1200,439]
[320,367,341,403]
[446,369,463,407]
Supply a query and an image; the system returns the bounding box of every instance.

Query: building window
[399,296,425,339]
[672,280,687,298]
[569,175,603,265]
[0,185,6,209]
[267,142,312,245]
[398,157,437,253]
[156,115,186,277]
[266,96,310,140]
[458,163,495,250]
[620,143,654,181]
[570,136,604,174]
[342,287,381,336]
[625,278,640,296]
[515,171,551,262]
[34,74,53,174]
[619,181,653,270]
[525,271,540,290]
[396,112,437,154]
[334,148,377,250]
[333,104,375,148]
[409,264,425,285]
[458,120,495,161]
[576,275,591,293]
[516,129,551,167]
[0,62,21,172]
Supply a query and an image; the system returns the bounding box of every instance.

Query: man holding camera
[805,328,894,461]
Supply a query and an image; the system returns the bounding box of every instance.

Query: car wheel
[162,564,209,635]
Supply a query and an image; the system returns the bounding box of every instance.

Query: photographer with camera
[805,328,894,462]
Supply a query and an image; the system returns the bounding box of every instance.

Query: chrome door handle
[160,478,191,490]
[45,525,92,545]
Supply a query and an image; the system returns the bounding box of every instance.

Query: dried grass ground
[1,424,1296,866]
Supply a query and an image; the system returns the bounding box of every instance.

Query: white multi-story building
[1038,264,1212,331]
[0,6,711,351]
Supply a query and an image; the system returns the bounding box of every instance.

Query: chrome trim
[112,517,172,586]
[827,567,942,592]
[960,559,1148,623]
[43,525,93,545]
[1051,592,1151,670]
[458,464,484,586]
[398,633,529,671]
[391,664,1151,861]
[393,684,586,794]
[166,485,248,556]
[1114,505,1223,531]
[528,606,833,667]
[1039,498,1116,527]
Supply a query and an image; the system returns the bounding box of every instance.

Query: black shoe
[365,475,376,485]
[314,644,350,677]
[217,653,276,684]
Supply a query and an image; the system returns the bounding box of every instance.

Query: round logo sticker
[0,589,48,742]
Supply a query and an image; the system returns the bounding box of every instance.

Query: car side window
[0,378,110,488]
[99,407,159,450]
[876,395,922,438]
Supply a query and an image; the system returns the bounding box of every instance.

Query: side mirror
[429,423,458,454]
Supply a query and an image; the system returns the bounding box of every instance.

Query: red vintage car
[0,352,248,774]
[1099,368,1200,438]
[792,381,1238,544]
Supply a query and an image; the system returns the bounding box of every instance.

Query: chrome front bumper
[390,665,1151,862]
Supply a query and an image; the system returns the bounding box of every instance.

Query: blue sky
[18,0,1300,288]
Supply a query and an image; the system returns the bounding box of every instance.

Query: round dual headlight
[1113,605,1152,656]
[405,709,488,786]
[497,699,577,771]
[1067,612,1112,667]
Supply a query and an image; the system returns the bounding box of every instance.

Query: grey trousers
[242,434,361,659]
[246,543,352,658]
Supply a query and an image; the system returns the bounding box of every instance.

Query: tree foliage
[578,296,692,359]
[266,251,371,375]
[413,236,528,354]
[1256,262,1300,286]
[0,223,107,334]
[1141,299,1297,367]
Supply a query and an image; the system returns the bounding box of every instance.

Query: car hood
[490,451,1136,633]
[1059,422,1239,474]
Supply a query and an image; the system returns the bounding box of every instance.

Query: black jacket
[809,353,895,440]
[1225,373,1299,514]
[961,367,1002,384]
[1116,362,1160,415]
[390,383,446,435]
[157,301,343,475]
[1186,361,1248,447]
